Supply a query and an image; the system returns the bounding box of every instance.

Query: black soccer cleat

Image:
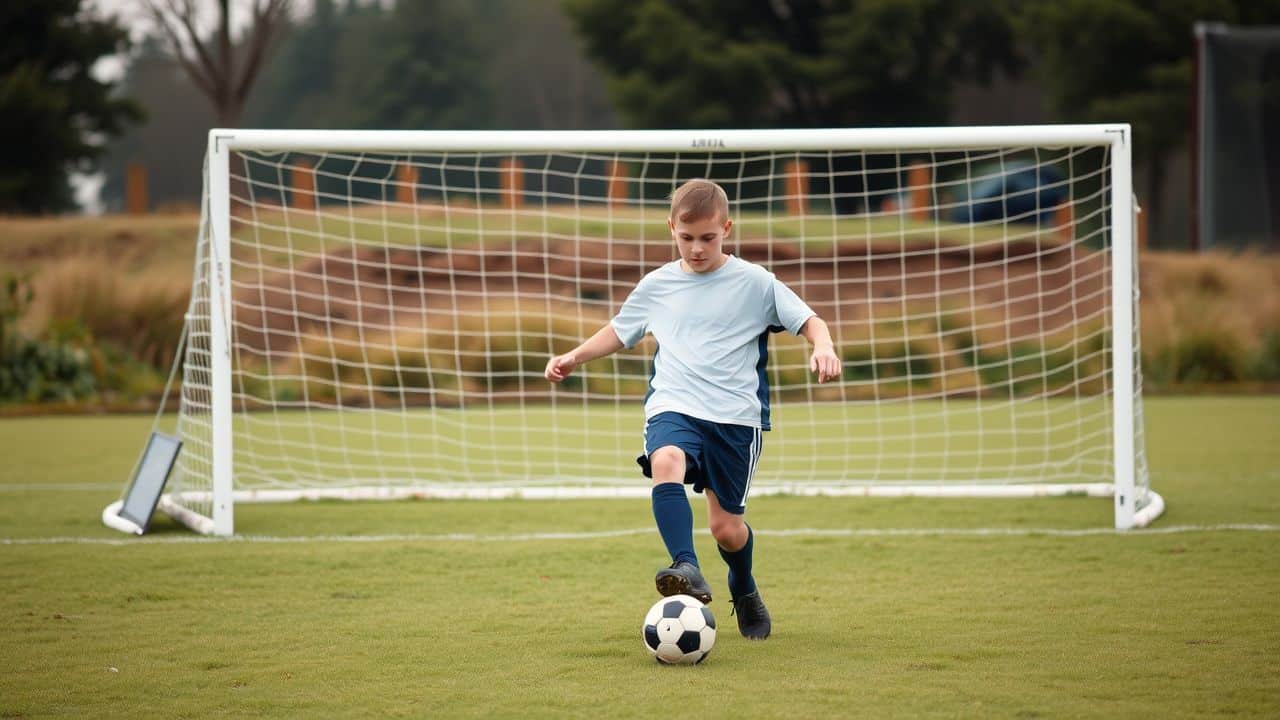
[731,590,772,640]
[655,561,713,604]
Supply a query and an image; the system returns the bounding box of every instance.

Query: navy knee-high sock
[717,525,757,599]
[651,483,697,566]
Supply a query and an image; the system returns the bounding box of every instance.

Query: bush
[0,274,97,403]
[1144,326,1245,385]
[1249,330,1280,382]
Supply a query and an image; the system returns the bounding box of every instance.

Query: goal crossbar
[212,125,1130,153]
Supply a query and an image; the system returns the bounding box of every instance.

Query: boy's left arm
[799,316,841,384]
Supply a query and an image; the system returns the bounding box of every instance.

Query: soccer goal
[126,126,1162,536]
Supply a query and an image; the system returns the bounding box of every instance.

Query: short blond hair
[669,179,729,223]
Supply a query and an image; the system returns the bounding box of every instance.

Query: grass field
[2,396,1278,718]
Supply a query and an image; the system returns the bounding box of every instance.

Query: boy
[544,179,840,640]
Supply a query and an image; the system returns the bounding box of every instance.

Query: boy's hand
[810,343,841,384]
[544,353,578,383]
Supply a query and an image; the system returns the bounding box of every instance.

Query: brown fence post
[608,160,628,208]
[1055,203,1074,241]
[785,159,809,216]
[396,164,418,205]
[501,158,524,210]
[125,162,148,214]
[908,162,930,221]
[291,159,315,210]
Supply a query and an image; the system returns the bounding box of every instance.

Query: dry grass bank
[2,212,1277,406]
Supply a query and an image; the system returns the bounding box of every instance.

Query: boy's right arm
[544,324,625,383]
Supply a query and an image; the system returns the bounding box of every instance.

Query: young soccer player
[544,179,840,640]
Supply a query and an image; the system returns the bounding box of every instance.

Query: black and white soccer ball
[642,594,716,664]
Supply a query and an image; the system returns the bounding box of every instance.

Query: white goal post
[122,125,1162,536]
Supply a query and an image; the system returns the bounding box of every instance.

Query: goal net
[144,127,1159,535]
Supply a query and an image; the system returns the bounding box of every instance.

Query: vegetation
[566,0,1280,232]
[142,0,291,128]
[1,212,1277,407]
[564,0,1021,129]
[1022,0,1280,242]
[100,0,617,211]
[0,0,142,212]
[0,274,97,403]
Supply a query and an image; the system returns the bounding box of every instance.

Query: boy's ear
[667,217,676,235]
[723,218,733,236]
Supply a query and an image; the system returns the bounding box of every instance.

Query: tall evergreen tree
[0,0,142,213]
[562,0,1022,129]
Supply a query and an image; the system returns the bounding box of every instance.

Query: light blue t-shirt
[610,255,815,430]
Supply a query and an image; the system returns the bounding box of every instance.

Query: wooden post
[1055,203,1074,241]
[396,164,418,205]
[785,159,808,216]
[500,158,524,210]
[607,160,628,208]
[291,159,315,210]
[125,162,148,214]
[1137,202,1148,250]
[908,162,930,221]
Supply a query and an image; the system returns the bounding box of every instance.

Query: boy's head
[669,178,730,224]
[668,179,732,274]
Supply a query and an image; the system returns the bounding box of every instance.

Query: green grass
[2,396,1279,718]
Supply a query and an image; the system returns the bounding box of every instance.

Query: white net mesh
[164,133,1151,530]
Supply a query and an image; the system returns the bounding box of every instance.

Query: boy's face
[668,214,732,274]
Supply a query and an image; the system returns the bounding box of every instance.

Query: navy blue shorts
[636,411,763,515]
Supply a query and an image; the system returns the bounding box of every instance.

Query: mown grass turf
[1,396,1278,718]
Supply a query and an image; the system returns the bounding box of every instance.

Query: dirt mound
[235,237,1107,354]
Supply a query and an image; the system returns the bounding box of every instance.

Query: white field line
[0,483,122,492]
[2,524,1278,546]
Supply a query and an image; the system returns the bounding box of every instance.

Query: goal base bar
[151,485,1164,534]
[101,500,143,535]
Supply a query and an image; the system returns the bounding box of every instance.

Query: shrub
[0,274,97,403]
[1251,331,1280,381]
[37,256,188,370]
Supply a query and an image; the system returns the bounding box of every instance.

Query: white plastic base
[101,500,143,535]
[1132,490,1166,529]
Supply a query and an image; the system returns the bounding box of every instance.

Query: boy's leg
[705,490,755,597]
[649,447,697,567]
[706,492,771,639]
[648,445,713,603]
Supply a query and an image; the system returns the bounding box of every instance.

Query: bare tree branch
[233,0,291,108]
[145,0,220,90]
[141,0,216,99]
[141,0,291,126]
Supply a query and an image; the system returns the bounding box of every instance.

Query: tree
[562,0,1021,129]
[143,0,291,127]
[1022,0,1280,246]
[0,0,142,213]
[564,0,1021,210]
[100,37,212,212]
[244,0,348,129]
[334,0,489,130]
[246,0,615,131]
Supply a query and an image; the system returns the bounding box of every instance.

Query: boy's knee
[709,516,747,547]
[649,446,685,483]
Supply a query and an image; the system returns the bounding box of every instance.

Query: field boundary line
[0,483,122,492]
[3,524,1278,546]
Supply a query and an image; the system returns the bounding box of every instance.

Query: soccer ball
[642,594,716,664]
